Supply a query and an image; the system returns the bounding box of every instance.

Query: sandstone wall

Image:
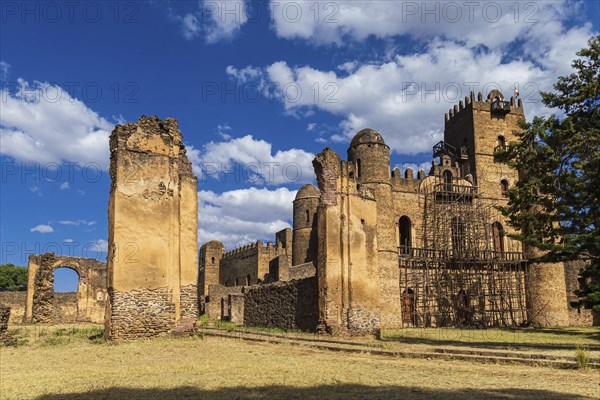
[52,292,78,323]
[313,148,381,336]
[243,277,318,331]
[563,260,597,326]
[286,262,316,281]
[106,116,198,340]
[0,305,9,334]
[24,253,107,324]
[0,292,26,324]
[206,285,244,320]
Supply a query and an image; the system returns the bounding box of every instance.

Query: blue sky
[1,0,598,291]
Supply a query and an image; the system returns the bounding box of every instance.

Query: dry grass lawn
[0,325,598,400]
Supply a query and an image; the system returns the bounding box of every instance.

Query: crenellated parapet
[445,90,524,128]
[391,167,428,192]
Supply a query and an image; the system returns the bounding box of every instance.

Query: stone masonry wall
[108,287,175,340]
[0,292,26,324]
[0,305,10,334]
[206,285,244,320]
[106,116,198,339]
[244,277,318,331]
[52,293,78,323]
[564,260,596,326]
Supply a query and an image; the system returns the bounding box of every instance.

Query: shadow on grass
[382,328,600,351]
[36,385,595,400]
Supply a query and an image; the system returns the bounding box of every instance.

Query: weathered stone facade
[199,229,293,299]
[24,253,107,324]
[199,89,594,335]
[106,116,199,340]
[0,305,10,334]
[0,292,26,325]
[243,277,319,331]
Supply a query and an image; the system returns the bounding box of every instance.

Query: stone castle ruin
[2,90,595,339]
[198,90,596,334]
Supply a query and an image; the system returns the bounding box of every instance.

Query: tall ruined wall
[0,292,26,324]
[313,148,381,336]
[206,284,244,320]
[243,277,318,331]
[24,253,107,324]
[106,116,198,340]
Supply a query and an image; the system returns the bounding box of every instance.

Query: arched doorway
[492,222,505,255]
[443,170,453,191]
[399,216,411,255]
[401,288,416,326]
[53,267,79,323]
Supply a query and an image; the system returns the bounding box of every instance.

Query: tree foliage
[0,263,28,291]
[495,35,600,312]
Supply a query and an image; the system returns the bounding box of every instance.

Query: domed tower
[347,129,401,328]
[347,128,391,185]
[292,184,320,266]
[199,240,224,297]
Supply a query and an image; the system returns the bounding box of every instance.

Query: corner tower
[347,129,401,328]
[292,184,319,266]
[199,240,224,297]
[443,90,523,199]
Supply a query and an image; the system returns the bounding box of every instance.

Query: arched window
[399,216,411,255]
[443,170,453,191]
[497,135,506,148]
[451,217,466,257]
[211,256,215,264]
[54,267,79,293]
[492,222,505,254]
[357,159,362,178]
[401,288,416,326]
[306,209,310,223]
[500,179,509,197]
[246,274,251,286]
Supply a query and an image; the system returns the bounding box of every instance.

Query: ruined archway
[24,253,107,324]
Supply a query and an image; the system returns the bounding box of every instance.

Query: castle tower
[105,116,199,339]
[444,90,569,327]
[199,240,224,297]
[292,184,320,266]
[347,129,401,328]
[443,90,522,200]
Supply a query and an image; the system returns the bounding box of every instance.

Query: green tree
[0,263,28,291]
[496,35,600,312]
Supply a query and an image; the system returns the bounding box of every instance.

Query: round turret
[347,128,391,184]
[292,184,320,266]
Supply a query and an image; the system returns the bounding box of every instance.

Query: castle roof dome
[295,184,320,200]
[350,128,386,147]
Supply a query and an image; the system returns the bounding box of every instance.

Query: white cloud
[59,182,70,190]
[0,78,113,168]
[63,239,74,243]
[31,224,53,233]
[268,0,579,48]
[89,239,108,252]
[180,13,201,40]
[227,21,596,154]
[0,61,9,80]
[203,0,248,43]
[58,219,96,226]
[196,133,315,185]
[198,187,296,249]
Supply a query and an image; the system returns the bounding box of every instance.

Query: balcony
[491,100,511,115]
[433,141,457,158]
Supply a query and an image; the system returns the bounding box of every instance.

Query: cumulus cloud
[0,60,9,80]
[30,224,54,233]
[227,22,596,154]
[58,219,96,226]
[268,0,580,48]
[169,1,249,43]
[0,78,113,168]
[195,133,315,185]
[59,182,70,190]
[198,187,296,249]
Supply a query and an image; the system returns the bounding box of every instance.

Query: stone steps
[197,327,600,370]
